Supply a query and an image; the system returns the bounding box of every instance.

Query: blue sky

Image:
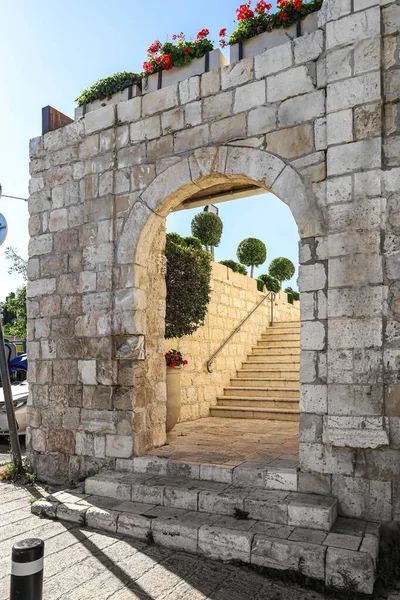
[0,0,299,301]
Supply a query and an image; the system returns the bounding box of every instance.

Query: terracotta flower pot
[166,366,182,433]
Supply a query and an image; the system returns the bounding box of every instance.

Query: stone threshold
[31,476,379,595]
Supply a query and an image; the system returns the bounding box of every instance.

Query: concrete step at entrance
[264,328,300,336]
[217,397,299,410]
[270,322,301,328]
[210,405,300,421]
[252,347,301,356]
[223,387,299,399]
[32,473,379,595]
[236,370,299,379]
[231,378,300,388]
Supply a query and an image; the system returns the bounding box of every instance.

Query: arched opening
[116,146,325,462]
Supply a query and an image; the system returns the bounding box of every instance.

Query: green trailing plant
[76,71,143,107]
[191,212,223,253]
[284,287,300,301]
[237,237,267,278]
[257,274,280,294]
[268,257,296,290]
[219,0,324,47]
[165,233,212,339]
[219,260,248,276]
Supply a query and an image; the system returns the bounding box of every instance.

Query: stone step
[249,353,300,361]
[32,489,379,595]
[210,405,300,421]
[257,340,300,348]
[258,339,300,348]
[252,347,301,356]
[83,470,337,530]
[261,332,300,344]
[264,328,301,336]
[244,359,300,367]
[223,387,299,399]
[231,378,300,388]
[238,367,299,376]
[217,397,299,410]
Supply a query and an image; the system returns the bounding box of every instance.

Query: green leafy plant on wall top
[76,72,143,107]
[219,260,248,276]
[257,273,280,293]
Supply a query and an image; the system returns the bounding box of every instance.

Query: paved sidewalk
[0,482,327,600]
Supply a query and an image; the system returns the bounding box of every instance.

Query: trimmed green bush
[184,236,203,250]
[165,233,212,339]
[258,274,280,294]
[268,257,296,289]
[219,260,248,276]
[285,287,300,301]
[237,238,267,278]
[191,212,223,252]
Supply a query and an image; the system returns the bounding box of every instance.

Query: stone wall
[25,0,400,521]
[169,262,300,422]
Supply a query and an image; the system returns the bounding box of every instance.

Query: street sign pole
[0,315,23,473]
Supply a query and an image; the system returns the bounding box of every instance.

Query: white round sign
[0,213,8,246]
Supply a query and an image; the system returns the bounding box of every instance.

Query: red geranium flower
[293,0,302,9]
[236,2,254,20]
[163,54,173,70]
[143,61,153,73]
[147,39,161,56]
[219,27,227,37]
[183,360,188,365]
[196,28,210,40]
[172,34,177,40]
[183,47,192,55]
[255,0,272,14]
[170,363,176,368]
[279,10,287,19]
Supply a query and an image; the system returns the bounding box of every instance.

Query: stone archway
[114,145,325,453]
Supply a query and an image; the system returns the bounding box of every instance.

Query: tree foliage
[5,247,27,280]
[219,260,248,276]
[237,238,267,278]
[257,274,280,294]
[1,287,27,338]
[191,212,223,252]
[165,233,212,339]
[268,257,296,289]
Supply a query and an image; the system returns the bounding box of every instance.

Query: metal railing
[207,291,276,373]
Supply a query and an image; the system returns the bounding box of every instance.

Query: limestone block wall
[25,0,400,523]
[169,262,300,422]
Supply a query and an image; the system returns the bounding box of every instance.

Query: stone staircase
[211,321,300,421]
[33,456,379,594]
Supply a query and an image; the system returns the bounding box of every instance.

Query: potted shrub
[164,234,212,431]
[219,0,323,63]
[142,31,228,94]
[165,350,188,432]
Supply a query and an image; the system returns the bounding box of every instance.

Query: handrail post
[270,293,275,327]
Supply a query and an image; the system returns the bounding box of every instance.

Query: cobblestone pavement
[0,482,327,600]
[1,481,400,600]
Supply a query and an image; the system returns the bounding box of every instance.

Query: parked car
[0,380,28,436]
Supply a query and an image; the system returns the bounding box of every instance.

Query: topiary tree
[284,287,300,301]
[236,238,267,278]
[219,260,248,276]
[165,233,212,339]
[191,211,223,252]
[257,274,280,294]
[269,257,296,290]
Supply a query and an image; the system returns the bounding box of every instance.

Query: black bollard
[10,538,44,600]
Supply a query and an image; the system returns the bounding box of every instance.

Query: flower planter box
[230,12,319,63]
[142,49,228,95]
[74,84,142,119]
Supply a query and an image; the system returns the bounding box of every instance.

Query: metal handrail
[207,291,276,373]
